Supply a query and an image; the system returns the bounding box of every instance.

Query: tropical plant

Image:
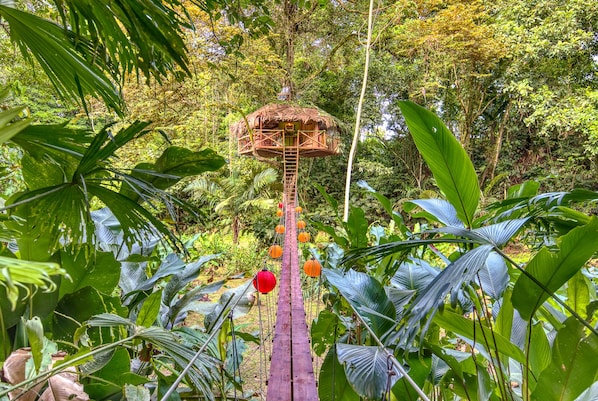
[313,101,598,400]
[186,166,280,244]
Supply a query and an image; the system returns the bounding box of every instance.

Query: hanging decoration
[278,202,284,209]
[275,224,285,234]
[303,258,321,278]
[253,269,277,294]
[297,231,310,243]
[276,209,284,217]
[297,220,306,229]
[295,206,303,213]
[268,244,283,258]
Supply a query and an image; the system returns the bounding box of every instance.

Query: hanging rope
[159,275,257,401]
[229,314,241,401]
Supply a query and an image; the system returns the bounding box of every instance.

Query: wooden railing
[238,129,338,155]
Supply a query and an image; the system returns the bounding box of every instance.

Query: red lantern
[253,269,277,294]
[278,202,284,209]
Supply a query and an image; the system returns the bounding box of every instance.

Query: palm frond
[0,5,123,113]
[407,199,465,227]
[0,106,30,145]
[395,245,494,348]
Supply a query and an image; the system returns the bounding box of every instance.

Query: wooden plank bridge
[266,149,318,401]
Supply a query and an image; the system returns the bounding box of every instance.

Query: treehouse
[234,103,340,158]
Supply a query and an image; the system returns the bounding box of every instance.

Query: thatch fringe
[231,103,341,136]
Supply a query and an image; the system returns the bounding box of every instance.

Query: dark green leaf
[0,5,123,113]
[324,268,396,337]
[433,309,526,364]
[399,101,480,227]
[318,347,360,401]
[311,310,340,356]
[512,218,598,320]
[136,290,162,327]
[58,249,120,299]
[391,354,432,400]
[336,344,400,400]
[532,317,598,401]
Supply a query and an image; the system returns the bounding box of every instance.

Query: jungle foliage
[0,0,597,400]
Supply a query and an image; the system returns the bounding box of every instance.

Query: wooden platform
[238,129,338,158]
[266,196,318,400]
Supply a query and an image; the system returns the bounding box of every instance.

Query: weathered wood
[266,178,318,401]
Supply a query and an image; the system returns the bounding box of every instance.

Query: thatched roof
[231,103,341,136]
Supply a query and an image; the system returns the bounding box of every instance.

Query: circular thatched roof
[231,103,341,136]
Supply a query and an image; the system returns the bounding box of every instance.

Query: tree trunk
[232,215,240,245]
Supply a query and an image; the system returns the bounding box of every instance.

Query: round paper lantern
[303,258,321,277]
[276,209,284,217]
[268,244,283,258]
[297,231,310,243]
[275,225,285,234]
[295,206,303,213]
[278,202,284,209]
[297,220,306,229]
[253,269,277,294]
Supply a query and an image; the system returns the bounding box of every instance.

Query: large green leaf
[531,317,598,401]
[318,347,360,401]
[391,354,432,400]
[311,310,342,356]
[0,106,30,145]
[512,218,598,320]
[399,101,480,227]
[121,147,225,203]
[336,344,400,400]
[324,268,396,338]
[567,271,591,316]
[434,309,526,364]
[0,5,123,113]
[58,249,120,299]
[397,245,493,346]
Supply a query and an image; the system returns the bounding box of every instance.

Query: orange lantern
[298,232,310,243]
[275,225,285,234]
[268,244,283,258]
[303,258,321,277]
[297,220,306,229]
[276,209,284,217]
[295,206,303,213]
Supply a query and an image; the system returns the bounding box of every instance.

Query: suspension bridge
[234,103,340,400]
